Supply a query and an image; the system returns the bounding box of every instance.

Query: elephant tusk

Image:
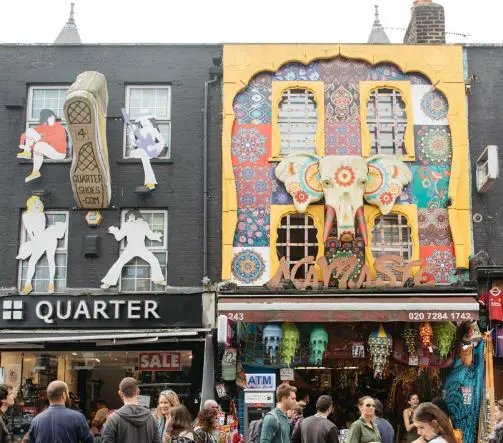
[323,206,336,243]
[355,206,368,246]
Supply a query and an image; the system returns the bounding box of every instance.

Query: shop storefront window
[0,350,195,440]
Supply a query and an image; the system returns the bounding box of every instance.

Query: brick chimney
[404,0,445,44]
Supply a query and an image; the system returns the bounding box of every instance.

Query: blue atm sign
[245,373,276,390]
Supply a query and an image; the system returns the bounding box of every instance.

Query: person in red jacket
[18,109,68,182]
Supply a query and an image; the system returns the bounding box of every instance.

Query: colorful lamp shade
[310,326,329,365]
[263,324,283,359]
[402,323,419,356]
[432,322,456,358]
[281,322,300,366]
[419,322,433,350]
[368,324,393,379]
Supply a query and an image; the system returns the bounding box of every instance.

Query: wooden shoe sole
[65,93,110,208]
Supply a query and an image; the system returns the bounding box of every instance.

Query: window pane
[120,210,167,292]
[31,88,68,120]
[279,89,317,155]
[367,88,407,156]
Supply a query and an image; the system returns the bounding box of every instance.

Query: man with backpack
[256,384,297,443]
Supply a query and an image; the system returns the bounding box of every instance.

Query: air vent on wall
[476,145,499,193]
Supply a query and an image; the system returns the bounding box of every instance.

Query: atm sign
[245,373,276,390]
[139,352,181,371]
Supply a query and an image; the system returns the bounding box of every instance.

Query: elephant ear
[364,155,413,214]
[275,153,323,212]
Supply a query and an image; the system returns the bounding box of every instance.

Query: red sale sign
[139,352,181,371]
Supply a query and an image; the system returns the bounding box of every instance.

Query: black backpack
[247,411,280,443]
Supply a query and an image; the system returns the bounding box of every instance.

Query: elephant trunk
[323,205,368,245]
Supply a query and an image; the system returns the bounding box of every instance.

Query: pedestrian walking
[194,408,218,443]
[156,390,181,442]
[101,377,160,443]
[0,384,15,443]
[489,399,503,443]
[166,405,197,443]
[374,399,394,443]
[298,395,339,443]
[412,402,456,443]
[259,384,297,443]
[27,380,93,443]
[346,396,381,443]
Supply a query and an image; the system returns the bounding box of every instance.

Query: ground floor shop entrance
[0,329,209,442]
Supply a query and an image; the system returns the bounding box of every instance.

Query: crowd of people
[255,384,503,443]
[0,380,224,443]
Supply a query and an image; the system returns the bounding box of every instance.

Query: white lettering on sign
[244,392,275,404]
[245,373,276,390]
[139,352,181,371]
[33,300,161,324]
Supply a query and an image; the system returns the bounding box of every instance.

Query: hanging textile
[444,340,485,443]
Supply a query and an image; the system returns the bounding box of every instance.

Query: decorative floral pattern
[368,63,407,81]
[326,84,360,123]
[233,73,272,124]
[416,126,452,165]
[231,125,271,165]
[421,90,449,120]
[231,248,267,284]
[274,62,320,81]
[418,208,452,246]
[410,166,450,209]
[325,123,361,155]
[334,165,356,187]
[408,72,431,85]
[325,239,365,286]
[234,165,273,208]
[233,207,270,247]
[272,177,293,205]
[420,246,456,284]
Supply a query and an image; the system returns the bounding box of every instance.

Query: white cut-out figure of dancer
[123,110,165,190]
[17,196,67,295]
[18,109,68,183]
[101,209,166,289]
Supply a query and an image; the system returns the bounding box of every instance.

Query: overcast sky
[0,0,501,44]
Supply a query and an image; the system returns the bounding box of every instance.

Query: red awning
[218,294,479,323]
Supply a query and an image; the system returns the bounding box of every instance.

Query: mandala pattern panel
[233,73,272,124]
[420,245,456,284]
[233,207,271,247]
[274,62,321,81]
[408,72,432,85]
[234,165,273,209]
[325,123,362,155]
[418,208,453,246]
[325,238,365,286]
[410,165,450,209]
[325,84,361,124]
[412,85,449,126]
[231,124,271,166]
[415,126,452,165]
[368,63,407,81]
[231,247,270,286]
[319,57,370,86]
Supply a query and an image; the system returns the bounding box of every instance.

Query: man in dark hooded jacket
[101,377,160,443]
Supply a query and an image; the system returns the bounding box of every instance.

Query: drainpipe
[203,67,220,282]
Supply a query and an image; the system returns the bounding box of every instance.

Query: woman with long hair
[156,390,181,442]
[413,402,456,443]
[347,395,382,443]
[403,393,420,443]
[165,405,196,443]
[194,408,218,443]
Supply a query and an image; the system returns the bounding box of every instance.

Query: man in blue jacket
[29,380,93,443]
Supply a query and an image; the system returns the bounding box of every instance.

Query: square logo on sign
[2,300,24,320]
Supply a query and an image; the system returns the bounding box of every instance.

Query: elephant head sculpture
[275,153,412,245]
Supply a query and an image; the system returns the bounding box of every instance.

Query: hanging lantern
[432,322,457,358]
[368,324,393,379]
[310,326,329,365]
[263,324,283,359]
[419,322,433,351]
[281,323,300,366]
[402,323,419,356]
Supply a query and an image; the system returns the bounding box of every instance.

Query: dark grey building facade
[0,43,222,429]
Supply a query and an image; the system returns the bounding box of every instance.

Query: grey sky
[0,0,501,44]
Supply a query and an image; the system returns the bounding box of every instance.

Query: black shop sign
[0,294,202,329]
